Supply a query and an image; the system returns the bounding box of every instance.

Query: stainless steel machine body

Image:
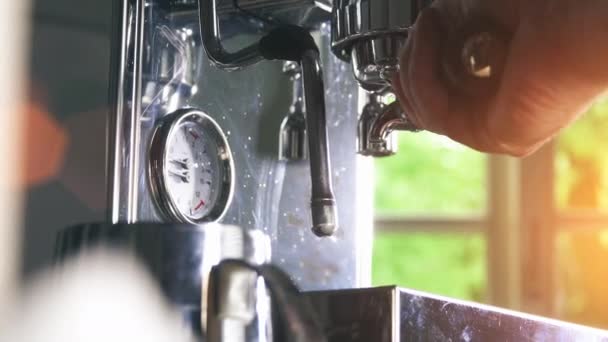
[107,0,372,290]
[307,287,608,341]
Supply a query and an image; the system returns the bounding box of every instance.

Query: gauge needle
[194,199,205,211]
[189,131,199,140]
[170,158,188,169]
[168,169,189,183]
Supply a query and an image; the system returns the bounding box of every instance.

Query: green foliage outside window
[372,131,487,302]
[373,232,486,302]
[557,96,608,210]
[371,96,608,326]
[555,96,608,327]
[374,132,486,216]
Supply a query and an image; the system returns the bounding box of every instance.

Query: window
[372,131,488,302]
[373,232,486,302]
[372,95,608,329]
[374,132,486,216]
[557,97,608,212]
[555,96,608,328]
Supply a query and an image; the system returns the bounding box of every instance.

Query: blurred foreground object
[0,0,30,316]
[24,92,68,187]
[0,251,193,342]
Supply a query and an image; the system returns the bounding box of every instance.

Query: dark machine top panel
[307,287,608,342]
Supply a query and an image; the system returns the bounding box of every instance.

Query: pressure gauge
[148,108,234,224]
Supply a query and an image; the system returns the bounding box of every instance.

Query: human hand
[393,0,608,156]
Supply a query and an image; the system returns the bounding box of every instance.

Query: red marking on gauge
[194,199,205,211]
[189,131,200,140]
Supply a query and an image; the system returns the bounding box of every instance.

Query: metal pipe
[257,26,338,236]
[108,0,146,223]
[279,62,308,161]
[199,0,263,70]
[300,49,337,237]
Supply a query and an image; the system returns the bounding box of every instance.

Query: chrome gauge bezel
[148,108,234,224]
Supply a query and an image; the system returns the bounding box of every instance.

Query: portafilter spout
[332,0,431,157]
[358,93,420,157]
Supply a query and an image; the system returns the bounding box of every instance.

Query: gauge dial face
[149,110,233,224]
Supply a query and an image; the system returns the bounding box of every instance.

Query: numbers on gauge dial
[164,121,220,221]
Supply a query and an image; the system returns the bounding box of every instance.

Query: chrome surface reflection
[107,0,370,290]
[306,287,608,342]
[55,222,270,337]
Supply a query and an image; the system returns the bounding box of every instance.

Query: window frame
[373,154,524,309]
[374,142,571,317]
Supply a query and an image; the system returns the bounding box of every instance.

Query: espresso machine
[49,0,608,340]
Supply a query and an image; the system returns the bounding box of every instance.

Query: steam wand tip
[311,198,338,237]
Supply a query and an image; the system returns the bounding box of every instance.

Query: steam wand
[198,0,338,237]
[259,26,338,237]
